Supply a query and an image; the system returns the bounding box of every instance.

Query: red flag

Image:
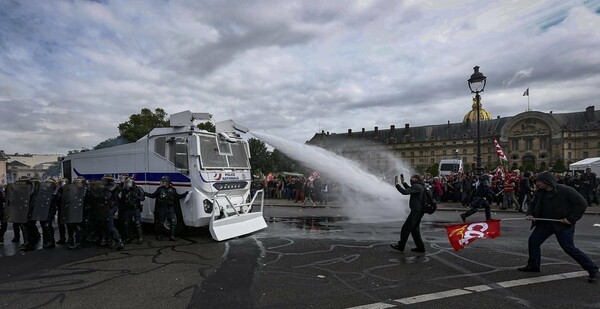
[493,138,508,162]
[445,219,501,251]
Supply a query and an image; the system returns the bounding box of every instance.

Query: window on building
[402,152,406,157]
[584,133,588,138]
[411,159,414,165]
[430,158,435,164]
[540,138,547,150]
[568,152,572,159]
[442,150,447,155]
[526,139,533,151]
[430,151,435,156]
[584,151,589,158]
[462,156,467,162]
[419,150,424,156]
[463,149,467,155]
[512,139,519,151]
[568,143,572,150]
[410,151,414,156]
[583,142,588,148]
[487,156,491,163]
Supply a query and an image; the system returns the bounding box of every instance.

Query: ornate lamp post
[468,66,487,176]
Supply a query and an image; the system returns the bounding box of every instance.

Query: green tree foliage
[94,136,129,150]
[197,121,215,132]
[271,149,296,172]
[118,108,170,142]
[552,158,566,172]
[248,138,272,176]
[426,164,438,176]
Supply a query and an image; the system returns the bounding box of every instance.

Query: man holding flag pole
[518,172,599,283]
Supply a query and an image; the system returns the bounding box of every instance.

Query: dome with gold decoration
[463,96,492,123]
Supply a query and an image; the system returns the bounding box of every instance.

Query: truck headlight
[203,199,213,213]
[213,182,247,190]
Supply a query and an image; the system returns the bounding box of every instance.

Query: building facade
[307,105,600,175]
[2,153,61,183]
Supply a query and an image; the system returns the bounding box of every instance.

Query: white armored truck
[60,111,267,241]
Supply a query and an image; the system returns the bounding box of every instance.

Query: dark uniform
[68,177,91,250]
[99,176,124,250]
[0,185,6,243]
[390,174,426,253]
[145,176,187,241]
[460,175,495,222]
[119,178,145,244]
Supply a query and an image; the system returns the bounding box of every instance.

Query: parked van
[438,159,463,176]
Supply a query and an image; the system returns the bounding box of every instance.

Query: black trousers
[397,209,425,250]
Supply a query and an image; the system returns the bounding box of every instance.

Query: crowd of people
[0,174,187,251]
[390,168,599,283]
[251,175,337,207]
[420,167,599,211]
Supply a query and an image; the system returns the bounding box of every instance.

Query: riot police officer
[98,175,124,250]
[119,178,145,244]
[56,178,74,245]
[145,176,188,241]
[68,177,91,250]
[30,178,59,249]
[0,185,6,243]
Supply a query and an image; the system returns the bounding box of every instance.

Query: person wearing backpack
[390,174,426,253]
[460,174,495,222]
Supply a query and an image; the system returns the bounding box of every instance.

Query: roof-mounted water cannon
[215,119,249,143]
[170,111,213,128]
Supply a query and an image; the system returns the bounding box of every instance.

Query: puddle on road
[267,216,346,231]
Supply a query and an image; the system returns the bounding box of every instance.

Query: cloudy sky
[1,0,599,154]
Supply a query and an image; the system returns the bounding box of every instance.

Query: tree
[426,164,438,176]
[197,122,215,132]
[118,108,170,142]
[248,138,271,176]
[552,158,566,172]
[271,149,297,172]
[94,136,129,150]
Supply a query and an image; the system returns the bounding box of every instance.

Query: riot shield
[61,183,86,224]
[30,181,56,221]
[90,181,111,221]
[5,183,32,223]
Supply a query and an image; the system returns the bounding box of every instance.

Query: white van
[438,159,463,176]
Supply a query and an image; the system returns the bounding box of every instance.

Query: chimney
[405,123,410,130]
[390,124,395,132]
[585,106,595,122]
[326,131,329,136]
[348,129,352,135]
[374,126,379,138]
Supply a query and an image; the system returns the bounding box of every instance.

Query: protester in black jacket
[460,174,495,222]
[390,174,426,253]
[518,172,599,283]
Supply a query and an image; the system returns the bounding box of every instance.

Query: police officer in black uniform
[100,175,124,250]
[119,178,145,244]
[460,174,495,222]
[145,176,187,241]
[0,184,6,243]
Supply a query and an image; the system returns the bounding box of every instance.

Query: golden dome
[463,96,492,122]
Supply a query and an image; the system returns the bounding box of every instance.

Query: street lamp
[468,66,487,176]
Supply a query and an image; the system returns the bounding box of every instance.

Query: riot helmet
[160,176,170,187]
[124,178,134,189]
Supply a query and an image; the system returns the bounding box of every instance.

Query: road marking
[346,271,587,308]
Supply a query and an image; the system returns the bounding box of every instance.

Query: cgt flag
[445,219,501,251]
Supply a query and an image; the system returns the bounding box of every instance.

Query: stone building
[4,153,61,183]
[307,104,600,175]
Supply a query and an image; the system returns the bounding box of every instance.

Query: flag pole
[527,87,531,112]
[500,217,563,222]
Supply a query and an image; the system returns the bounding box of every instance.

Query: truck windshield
[198,135,250,169]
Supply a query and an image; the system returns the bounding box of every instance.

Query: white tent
[569,157,600,175]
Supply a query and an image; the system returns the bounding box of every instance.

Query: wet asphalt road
[1,205,600,309]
